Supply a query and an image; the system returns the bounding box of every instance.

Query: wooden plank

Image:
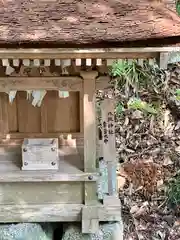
[0,203,121,222]
[0,204,82,222]
[101,99,117,197]
[0,160,99,182]
[45,91,79,133]
[159,52,169,69]
[8,97,18,132]
[40,94,48,133]
[0,93,9,133]
[0,182,84,204]
[17,91,41,133]
[0,76,83,92]
[69,92,80,132]
[0,76,110,92]
[0,48,169,59]
[0,142,84,170]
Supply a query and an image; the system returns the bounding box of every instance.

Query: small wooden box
[22,138,59,170]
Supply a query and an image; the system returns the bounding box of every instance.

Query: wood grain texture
[0,76,111,92]
[0,93,9,134]
[0,203,121,222]
[0,149,98,182]
[0,182,83,204]
[8,97,18,132]
[81,71,100,233]
[101,99,117,197]
[17,91,41,133]
[45,91,80,133]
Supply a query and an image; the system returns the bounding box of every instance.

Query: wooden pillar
[80,71,99,233]
[101,98,120,206]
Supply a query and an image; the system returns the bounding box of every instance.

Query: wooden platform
[0,147,98,182]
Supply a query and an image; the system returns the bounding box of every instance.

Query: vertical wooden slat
[40,94,48,133]
[8,98,18,132]
[46,91,70,132]
[79,91,83,133]
[159,52,169,69]
[81,71,99,233]
[0,93,9,134]
[69,92,80,132]
[101,99,117,196]
[17,92,41,133]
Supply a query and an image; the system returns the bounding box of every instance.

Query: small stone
[0,223,53,240]
[163,156,173,166]
[131,110,143,119]
[175,146,180,153]
[62,222,123,240]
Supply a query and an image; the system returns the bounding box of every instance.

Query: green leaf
[116,103,124,115]
[176,0,180,16]
[175,89,180,96]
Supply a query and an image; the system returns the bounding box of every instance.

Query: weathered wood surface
[0,49,160,59]
[22,138,59,170]
[159,52,169,69]
[82,206,99,233]
[0,182,83,204]
[101,99,117,196]
[82,71,99,203]
[0,76,110,92]
[0,160,98,182]
[0,144,98,182]
[81,71,100,233]
[0,203,121,222]
[2,91,80,133]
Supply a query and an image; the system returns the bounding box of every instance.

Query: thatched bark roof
[0,0,180,47]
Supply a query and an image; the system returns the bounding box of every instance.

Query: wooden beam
[0,77,82,92]
[0,132,84,147]
[0,76,110,92]
[0,164,99,182]
[0,203,121,222]
[0,47,177,59]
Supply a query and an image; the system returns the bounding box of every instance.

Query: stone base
[62,222,123,240]
[0,223,53,240]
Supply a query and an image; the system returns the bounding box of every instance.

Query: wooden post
[101,98,120,206]
[159,52,169,69]
[80,71,99,233]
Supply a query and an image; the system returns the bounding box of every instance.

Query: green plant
[176,0,180,16]
[127,97,157,114]
[167,175,180,208]
[175,88,180,100]
[110,60,162,115]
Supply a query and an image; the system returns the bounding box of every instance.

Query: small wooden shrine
[0,0,179,234]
